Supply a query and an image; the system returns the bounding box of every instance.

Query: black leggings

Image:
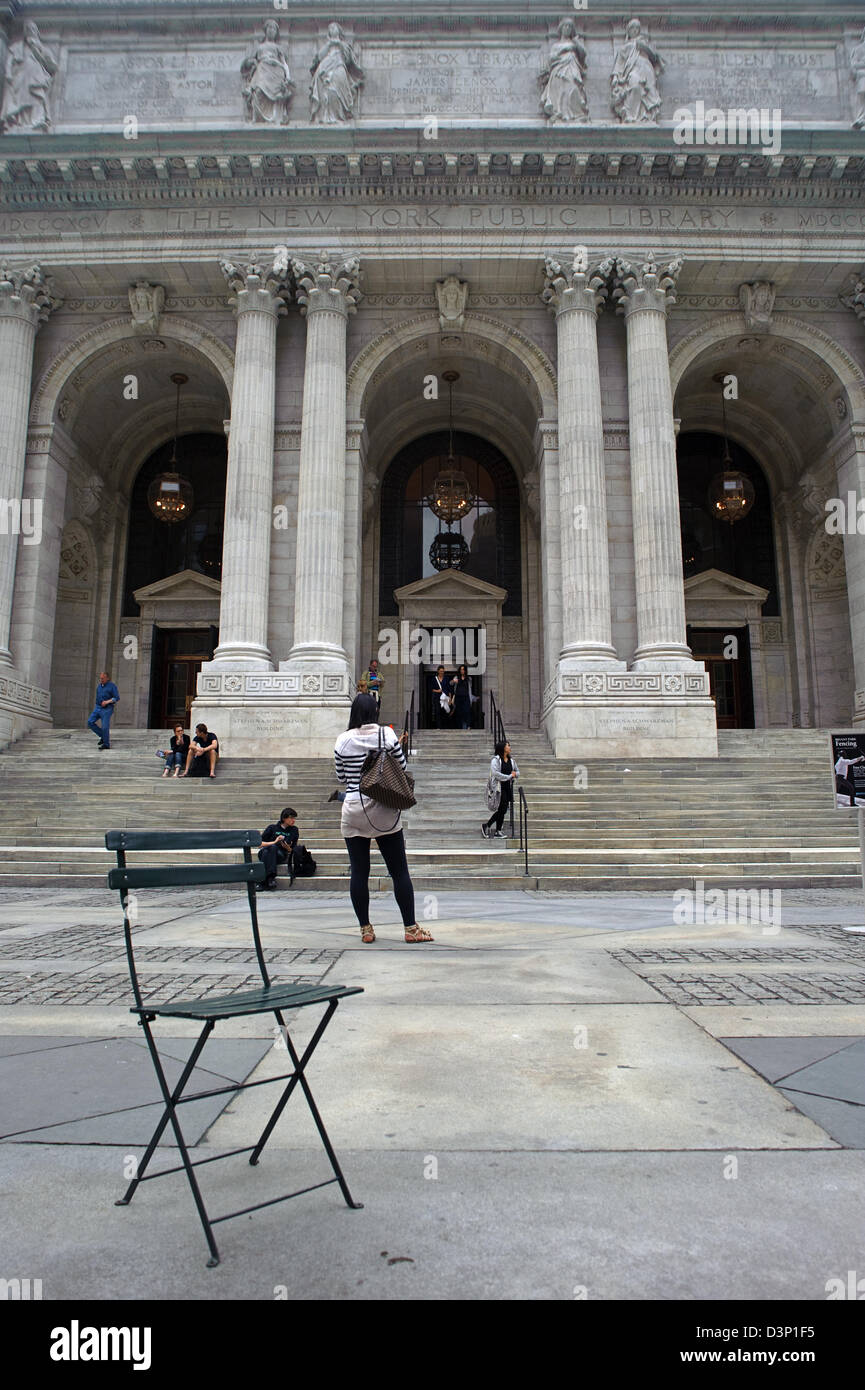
[344,829,415,927]
[485,781,513,833]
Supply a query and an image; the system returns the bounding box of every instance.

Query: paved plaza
[2,883,865,1301]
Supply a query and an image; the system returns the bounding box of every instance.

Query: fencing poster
[831,733,865,808]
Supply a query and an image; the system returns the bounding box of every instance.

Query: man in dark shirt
[180,724,219,778]
[257,808,299,891]
[86,671,119,749]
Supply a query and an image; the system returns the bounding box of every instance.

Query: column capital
[610,253,683,318]
[219,249,292,316]
[292,252,362,318]
[542,253,612,317]
[0,264,62,328]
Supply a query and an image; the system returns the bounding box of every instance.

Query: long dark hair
[494,740,508,761]
[457,664,468,681]
[348,693,379,729]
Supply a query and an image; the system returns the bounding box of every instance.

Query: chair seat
[131,981,363,1021]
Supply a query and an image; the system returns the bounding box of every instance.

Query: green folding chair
[106,828,363,1267]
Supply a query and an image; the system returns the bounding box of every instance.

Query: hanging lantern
[708,470,755,525]
[428,368,473,525]
[429,466,472,524]
[147,373,194,524]
[429,531,469,572]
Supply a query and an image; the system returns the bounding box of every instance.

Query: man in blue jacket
[87,670,119,749]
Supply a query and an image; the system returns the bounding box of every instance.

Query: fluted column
[611,254,694,667]
[211,253,291,667]
[542,253,619,665]
[0,264,61,667]
[286,254,361,669]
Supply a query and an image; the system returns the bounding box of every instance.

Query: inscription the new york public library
[3,206,865,237]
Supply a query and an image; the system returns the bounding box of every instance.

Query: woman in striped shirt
[334,693,434,945]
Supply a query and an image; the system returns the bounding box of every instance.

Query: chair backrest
[106,829,267,1009]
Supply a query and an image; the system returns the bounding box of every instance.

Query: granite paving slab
[717,1035,863,1083]
[0,1036,271,1145]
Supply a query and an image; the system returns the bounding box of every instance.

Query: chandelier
[147,373,194,524]
[707,380,755,525]
[429,531,469,571]
[429,371,472,525]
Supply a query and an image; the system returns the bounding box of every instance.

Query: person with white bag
[481,740,519,839]
[334,692,434,945]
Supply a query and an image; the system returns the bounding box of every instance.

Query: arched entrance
[678,429,779,728]
[123,432,227,727]
[349,316,550,730]
[379,429,520,727]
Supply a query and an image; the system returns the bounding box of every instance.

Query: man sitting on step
[257,808,299,891]
[180,723,219,778]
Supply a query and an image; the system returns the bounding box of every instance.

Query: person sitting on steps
[180,723,219,778]
[257,807,299,891]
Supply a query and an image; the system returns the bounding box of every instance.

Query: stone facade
[1,1,864,756]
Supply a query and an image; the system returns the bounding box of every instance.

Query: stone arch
[29,316,235,429]
[346,310,558,420]
[669,313,865,420]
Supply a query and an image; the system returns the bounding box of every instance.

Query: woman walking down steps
[334,693,434,945]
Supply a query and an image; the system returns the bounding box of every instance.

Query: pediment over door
[684,568,768,624]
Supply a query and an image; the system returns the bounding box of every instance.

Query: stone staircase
[0,724,860,892]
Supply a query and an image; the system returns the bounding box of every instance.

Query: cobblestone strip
[612,946,865,964]
[643,973,865,1006]
[0,970,335,1006]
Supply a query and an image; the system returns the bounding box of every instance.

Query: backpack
[485,769,502,812]
[291,845,317,878]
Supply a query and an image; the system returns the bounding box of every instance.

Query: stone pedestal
[0,265,60,746]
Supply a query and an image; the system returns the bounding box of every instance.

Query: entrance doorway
[150,627,217,728]
[687,626,754,729]
[419,647,485,729]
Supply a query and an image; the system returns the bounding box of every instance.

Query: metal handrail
[403,688,415,758]
[488,689,507,751]
[518,786,529,877]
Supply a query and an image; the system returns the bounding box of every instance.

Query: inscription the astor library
[4,205,865,240]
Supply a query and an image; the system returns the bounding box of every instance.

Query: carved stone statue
[739,282,775,332]
[241,20,294,125]
[610,18,663,125]
[851,28,865,129]
[309,23,363,124]
[0,22,58,133]
[435,276,469,331]
[539,18,589,124]
[128,282,165,336]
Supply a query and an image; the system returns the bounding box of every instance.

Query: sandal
[361,924,375,943]
[405,925,434,943]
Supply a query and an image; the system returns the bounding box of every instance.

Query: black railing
[402,689,415,758]
[488,690,507,752]
[518,787,529,877]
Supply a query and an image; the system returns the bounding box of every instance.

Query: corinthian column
[285,253,361,671]
[211,252,291,666]
[542,252,620,666]
[611,254,696,668]
[0,264,61,667]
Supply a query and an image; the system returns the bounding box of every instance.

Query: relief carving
[0,23,58,133]
[539,19,589,124]
[128,282,165,336]
[610,19,663,125]
[435,276,469,331]
[309,23,363,124]
[739,282,775,332]
[241,20,294,125]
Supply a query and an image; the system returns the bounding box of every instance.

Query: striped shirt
[334,723,407,794]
